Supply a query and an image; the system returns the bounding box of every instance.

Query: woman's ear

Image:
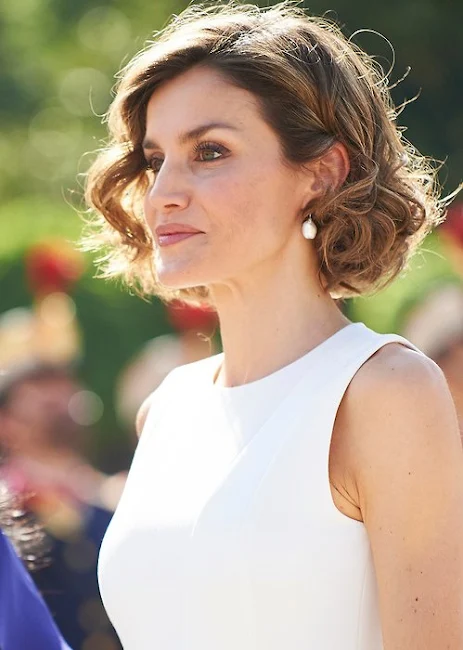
[307,141,350,196]
[322,141,350,189]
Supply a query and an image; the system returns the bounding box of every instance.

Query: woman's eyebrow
[142,121,241,151]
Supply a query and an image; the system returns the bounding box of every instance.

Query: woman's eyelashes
[145,141,230,174]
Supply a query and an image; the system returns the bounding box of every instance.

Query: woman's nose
[145,160,190,214]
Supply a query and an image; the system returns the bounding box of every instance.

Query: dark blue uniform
[0,529,71,650]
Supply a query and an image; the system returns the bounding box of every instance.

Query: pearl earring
[302,215,317,240]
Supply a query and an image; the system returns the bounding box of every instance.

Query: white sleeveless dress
[98,321,424,650]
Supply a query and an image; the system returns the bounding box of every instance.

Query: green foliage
[346,232,459,332]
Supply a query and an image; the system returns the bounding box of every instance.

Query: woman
[84,3,463,649]
[0,483,71,650]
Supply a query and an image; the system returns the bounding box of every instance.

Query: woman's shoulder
[343,338,448,429]
[354,338,442,392]
[338,338,459,489]
[335,340,463,649]
[332,336,461,524]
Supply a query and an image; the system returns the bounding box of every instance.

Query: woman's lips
[157,232,202,247]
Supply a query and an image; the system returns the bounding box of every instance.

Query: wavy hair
[83,1,448,303]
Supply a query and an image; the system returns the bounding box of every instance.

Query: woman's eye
[198,149,220,161]
[194,142,229,162]
[146,156,163,173]
[145,142,228,174]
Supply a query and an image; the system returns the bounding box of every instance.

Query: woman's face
[143,65,314,291]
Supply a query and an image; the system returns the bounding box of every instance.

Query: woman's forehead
[144,67,261,138]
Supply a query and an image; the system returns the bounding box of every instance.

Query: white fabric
[98,321,424,650]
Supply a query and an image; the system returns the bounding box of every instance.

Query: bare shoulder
[135,392,156,438]
[342,340,459,454]
[352,340,444,391]
[337,341,459,444]
[336,342,463,648]
[338,340,462,513]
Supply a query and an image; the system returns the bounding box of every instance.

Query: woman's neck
[211,259,350,387]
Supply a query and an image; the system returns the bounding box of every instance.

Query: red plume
[166,300,218,332]
[25,240,84,297]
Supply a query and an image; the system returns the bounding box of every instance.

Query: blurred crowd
[400,202,463,432]
[0,203,461,648]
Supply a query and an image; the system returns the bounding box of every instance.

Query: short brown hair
[83,1,446,304]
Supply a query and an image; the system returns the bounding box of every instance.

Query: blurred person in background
[399,201,463,435]
[0,241,122,650]
[440,201,463,277]
[0,481,72,649]
[399,282,463,434]
[84,3,463,649]
[0,364,121,650]
[116,300,218,433]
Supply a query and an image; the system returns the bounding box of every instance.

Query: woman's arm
[346,345,463,650]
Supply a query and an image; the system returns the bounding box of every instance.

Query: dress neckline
[209,321,362,393]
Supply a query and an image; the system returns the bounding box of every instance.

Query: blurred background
[0,0,462,648]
